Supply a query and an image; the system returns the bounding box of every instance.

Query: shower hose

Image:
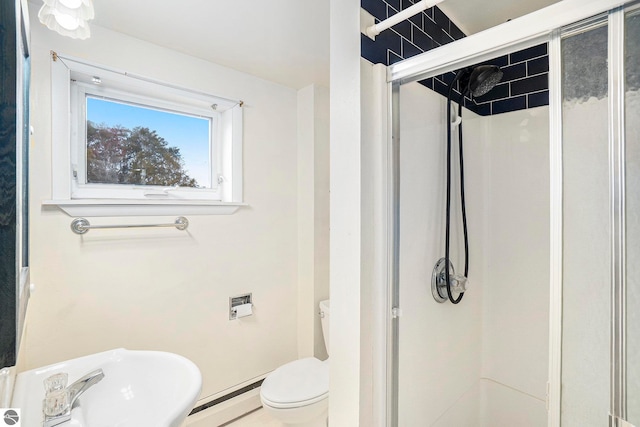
[444,90,469,305]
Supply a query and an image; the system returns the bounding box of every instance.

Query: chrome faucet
[43,369,105,427]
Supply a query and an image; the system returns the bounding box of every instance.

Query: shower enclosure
[383,0,640,425]
[396,64,550,426]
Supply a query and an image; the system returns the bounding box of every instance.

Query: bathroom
[0,0,638,426]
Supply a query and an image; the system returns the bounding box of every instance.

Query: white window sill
[42,199,247,217]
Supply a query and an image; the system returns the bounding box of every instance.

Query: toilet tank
[319,300,330,355]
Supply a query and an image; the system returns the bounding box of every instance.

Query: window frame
[46,53,245,216]
[72,84,221,200]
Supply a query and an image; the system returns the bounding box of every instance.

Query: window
[47,53,244,216]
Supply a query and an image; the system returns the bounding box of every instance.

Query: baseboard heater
[189,379,264,416]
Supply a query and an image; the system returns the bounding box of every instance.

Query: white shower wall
[398,81,482,427]
[398,81,549,426]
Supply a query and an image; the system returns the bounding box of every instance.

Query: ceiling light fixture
[38,0,95,40]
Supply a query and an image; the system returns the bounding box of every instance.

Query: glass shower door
[560,20,611,427]
[625,6,640,426]
[561,5,640,426]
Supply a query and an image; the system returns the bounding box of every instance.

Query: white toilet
[260,299,330,427]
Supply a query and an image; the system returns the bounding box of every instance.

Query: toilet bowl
[260,299,330,427]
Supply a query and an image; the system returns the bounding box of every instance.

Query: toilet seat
[260,357,329,409]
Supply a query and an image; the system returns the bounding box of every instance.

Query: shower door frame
[383,0,636,425]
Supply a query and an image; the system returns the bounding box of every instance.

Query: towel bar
[70,216,189,235]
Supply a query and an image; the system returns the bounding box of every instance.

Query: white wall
[397,81,549,426]
[329,0,363,424]
[360,60,391,427]
[478,104,549,426]
[398,82,484,426]
[297,84,330,360]
[24,13,323,406]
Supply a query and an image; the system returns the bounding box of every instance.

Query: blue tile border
[527,56,549,75]
[492,95,527,114]
[360,0,550,115]
[501,63,527,82]
[385,0,400,11]
[402,38,422,58]
[511,73,548,96]
[362,0,387,21]
[474,82,510,103]
[510,43,547,64]
[389,50,403,64]
[528,90,550,108]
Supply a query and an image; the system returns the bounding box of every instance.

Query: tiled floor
[221,408,284,427]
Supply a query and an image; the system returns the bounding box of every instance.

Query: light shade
[38,0,95,40]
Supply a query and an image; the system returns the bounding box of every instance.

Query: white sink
[12,348,202,427]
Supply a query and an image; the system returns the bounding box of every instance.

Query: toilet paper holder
[229,293,253,320]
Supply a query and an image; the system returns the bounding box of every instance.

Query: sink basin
[12,348,202,427]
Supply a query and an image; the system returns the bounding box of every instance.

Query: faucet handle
[42,369,105,427]
[43,389,70,417]
[44,373,68,394]
[450,274,468,293]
